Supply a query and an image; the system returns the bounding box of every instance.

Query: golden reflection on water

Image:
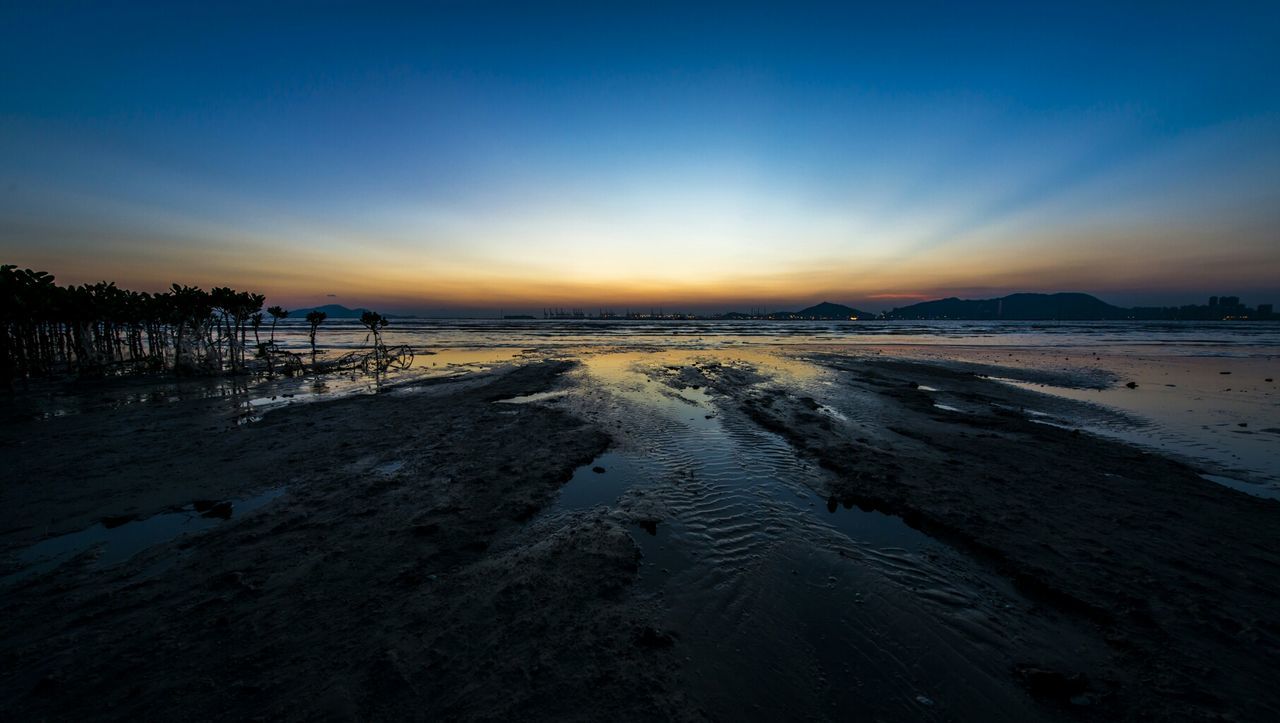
[408,347,525,371]
[574,346,827,388]
[555,344,1278,496]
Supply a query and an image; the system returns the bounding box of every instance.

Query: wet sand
[843,343,1280,494]
[2,348,1278,720]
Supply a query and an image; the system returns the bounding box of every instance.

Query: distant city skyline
[3,2,1278,310]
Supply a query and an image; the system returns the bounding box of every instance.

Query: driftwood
[313,344,415,374]
[254,345,307,376]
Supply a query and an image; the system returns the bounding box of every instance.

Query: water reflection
[262,317,1280,353]
[992,354,1279,495]
[12,324,1276,497]
[545,349,936,568]
[2,487,286,585]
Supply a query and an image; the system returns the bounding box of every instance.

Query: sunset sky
[2,1,1278,313]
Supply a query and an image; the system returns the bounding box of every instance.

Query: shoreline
[1,347,1277,719]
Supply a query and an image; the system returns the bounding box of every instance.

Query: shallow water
[1,487,286,585]
[547,350,934,560]
[988,354,1279,496]
[532,350,1066,716]
[16,319,1279,499]
[289,320,1276,491]
[556,452,639,510]
[268,317,1280,352]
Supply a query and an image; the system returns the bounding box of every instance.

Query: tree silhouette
[1,264,409,385]
[1,264,277,383]
[305,310,327,366]
[267,305,288,343]
[251,312,263,349]
[360,310,389,371]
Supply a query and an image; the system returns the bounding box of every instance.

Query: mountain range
[292,293,1271,321]
[885,293,1127,320]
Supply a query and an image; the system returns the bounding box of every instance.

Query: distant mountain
[886,293,1127,320]
[287,304,401,319]
[775,301,876,320]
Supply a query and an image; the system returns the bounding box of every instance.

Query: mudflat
[1,349,1277,721]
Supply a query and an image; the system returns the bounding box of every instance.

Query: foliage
[1,264,417,386]
[1,264,265,383]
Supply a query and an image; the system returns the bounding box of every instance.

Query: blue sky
[2,1,1278,311]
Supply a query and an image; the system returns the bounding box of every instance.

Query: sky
[2,1,1279,314]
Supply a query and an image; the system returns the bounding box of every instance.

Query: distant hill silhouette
[288,304,394,319]
[887,293,1127,320]
[775,301,876,320]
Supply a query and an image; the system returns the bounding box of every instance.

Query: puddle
[555,452,638,510]
[375,460,406,476]
[814,496,931,551]
[1029,418,1077,431]
[630,521,693,590]
[816,404,849,422]
[495,390,569,405]
[2,487,286,585]
[1200,473,1274,499]
[544,451,696,592]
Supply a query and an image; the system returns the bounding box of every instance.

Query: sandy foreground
[1,348,1277,721]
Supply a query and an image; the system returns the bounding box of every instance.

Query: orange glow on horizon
[6,211,1277,312]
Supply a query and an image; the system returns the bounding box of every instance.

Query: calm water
[1,487,285,585]
[270,317,1280,352]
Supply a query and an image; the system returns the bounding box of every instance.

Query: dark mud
[0,361,695,720]
[671,353,1280,721]
[3,349,1278,721]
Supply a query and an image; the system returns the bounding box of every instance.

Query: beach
[2,336,1278,720]
[7,5,1277,718]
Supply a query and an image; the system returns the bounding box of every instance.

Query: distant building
[1221,296,1241,308]
[1259,304,1274,319]
[1209,296,1219,307]
[543,308,586,319]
